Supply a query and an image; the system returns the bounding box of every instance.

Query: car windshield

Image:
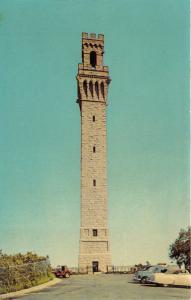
[147,266,165,272]
[146,266,156,272]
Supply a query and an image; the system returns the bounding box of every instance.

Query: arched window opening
[83,80,88,98]
[101,82,105,99]
[89,81,93,98]
[95,81,99,99]
[90,51,97,67]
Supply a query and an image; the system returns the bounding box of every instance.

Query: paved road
[15,274,190,300]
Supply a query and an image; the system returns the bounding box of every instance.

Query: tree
[169,227,191,272]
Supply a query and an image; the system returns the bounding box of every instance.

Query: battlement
[80,31,107,73]
[82,32,104,41]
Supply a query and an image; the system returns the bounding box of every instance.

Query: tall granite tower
[76,32,111,272]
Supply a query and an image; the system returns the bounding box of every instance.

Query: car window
[154,268,159,272]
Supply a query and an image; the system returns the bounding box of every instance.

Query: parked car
[53,265,72,278]
[147,269,191,287]
[133,265,167,284]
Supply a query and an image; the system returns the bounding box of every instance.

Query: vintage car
[147,269,191,287]
[133,265,167,283]
[53,265,72,278]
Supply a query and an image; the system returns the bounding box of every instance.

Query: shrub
[0,251,53,294]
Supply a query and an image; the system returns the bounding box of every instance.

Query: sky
[0,0,189,267]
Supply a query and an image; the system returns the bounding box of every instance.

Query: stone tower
[76,32,111,273]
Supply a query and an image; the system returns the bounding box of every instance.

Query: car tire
[65,273,70,278]
[141,277,148,284]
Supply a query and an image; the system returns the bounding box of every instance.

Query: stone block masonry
[76,32,111,273]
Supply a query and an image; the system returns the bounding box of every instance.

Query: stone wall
[77,33,112,272]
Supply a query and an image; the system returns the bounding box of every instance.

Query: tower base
[79,253,112,273]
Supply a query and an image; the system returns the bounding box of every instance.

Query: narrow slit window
[93,179,96,186]
[93,146,96,153]
[93,229,98,236]
[93,115,95,122]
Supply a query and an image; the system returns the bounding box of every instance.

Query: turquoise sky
[0,0,189,267]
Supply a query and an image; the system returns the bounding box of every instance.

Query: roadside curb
[0,278,62,299]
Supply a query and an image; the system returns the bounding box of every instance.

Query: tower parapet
[82,32,104,40]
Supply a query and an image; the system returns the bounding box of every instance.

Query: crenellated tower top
[82,32,104,68]
[77,32,111,108]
